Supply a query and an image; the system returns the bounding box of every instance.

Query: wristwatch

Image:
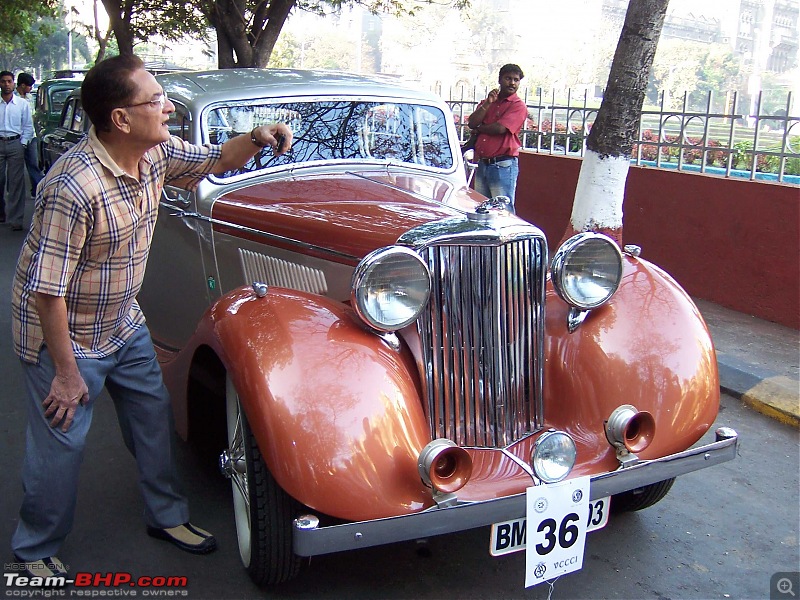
[250,128,267,148]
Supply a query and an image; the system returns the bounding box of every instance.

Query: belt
[480,154,516,165]
[0,134,20,141]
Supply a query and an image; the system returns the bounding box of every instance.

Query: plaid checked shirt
[12,127,222,363]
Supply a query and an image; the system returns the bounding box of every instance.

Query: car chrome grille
[417,235,547,448]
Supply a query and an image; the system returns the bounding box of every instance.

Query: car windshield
[205,100,454,178]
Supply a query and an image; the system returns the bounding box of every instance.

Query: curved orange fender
[204,286,435,521]
[543,255,720,474]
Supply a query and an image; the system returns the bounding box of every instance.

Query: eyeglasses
[125,92,169,110]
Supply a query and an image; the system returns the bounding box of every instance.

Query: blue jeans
[474,157,519,207]
[11,326,189,561]
[24,138,44,196]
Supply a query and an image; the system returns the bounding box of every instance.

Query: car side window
[52,90,72,115]
[70,103,86,133]
[61,100,76,129]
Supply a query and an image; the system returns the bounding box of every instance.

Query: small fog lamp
[531,430,577,484]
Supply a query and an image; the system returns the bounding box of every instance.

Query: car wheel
[222,376,303,585]
[611,478,676,512]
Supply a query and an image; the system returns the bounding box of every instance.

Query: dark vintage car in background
[39,62,190,173]
[33,77,83,153]
[42,68,739,587]
[39,89,89,172]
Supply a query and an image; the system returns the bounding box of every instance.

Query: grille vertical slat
[418,235,546,448]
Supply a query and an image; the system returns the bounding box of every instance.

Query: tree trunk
[209,0,252,67]
[207,0,295,68]
[565,0,669,245]
[101,0,135,55]
[252,0,293,67]
[93,0,112,63]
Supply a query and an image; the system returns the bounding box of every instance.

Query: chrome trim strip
[346,171,463,211]
[500,448,536,481]
[163,206,359,263]
[292,430,738,557]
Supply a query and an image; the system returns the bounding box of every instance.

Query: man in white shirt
[0,69,34,231]
[15,73,43,198]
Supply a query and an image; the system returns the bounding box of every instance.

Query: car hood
[211,171,484,262]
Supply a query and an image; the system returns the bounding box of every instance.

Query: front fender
[544,255,720,471]
[205,286,434,521]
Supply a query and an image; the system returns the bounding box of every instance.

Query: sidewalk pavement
[695,298,800,428]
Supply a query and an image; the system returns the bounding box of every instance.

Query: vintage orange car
[135,69,738,586]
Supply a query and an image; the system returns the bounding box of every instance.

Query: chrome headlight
[351,246,431,332]
[551,232,623,309]
[531,430,577,483]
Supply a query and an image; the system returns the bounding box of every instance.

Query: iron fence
[446,87,800,185]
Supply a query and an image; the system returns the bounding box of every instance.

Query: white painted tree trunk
[570,151,629,235]
[565,0,670,246]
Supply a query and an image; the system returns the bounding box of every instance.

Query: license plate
[489,495,610,557]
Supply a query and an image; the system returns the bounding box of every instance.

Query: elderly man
[10,55,292,578]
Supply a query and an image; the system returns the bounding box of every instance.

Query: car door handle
[162,187,192,207]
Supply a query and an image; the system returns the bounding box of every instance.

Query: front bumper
[293,427,738,557]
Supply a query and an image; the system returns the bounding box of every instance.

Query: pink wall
[515,152,800,329]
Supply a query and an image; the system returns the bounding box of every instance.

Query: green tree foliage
[649,39,743,109]
[204,0,469,69]
[100,0,209,56]
[5,0,469,73]
[0,0,59,55]
[271,29,368,70]
[0,9,91,74]
[695,45,742,96]
[455,0,517,88]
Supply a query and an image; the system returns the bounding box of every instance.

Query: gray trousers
[11,325,190,561]
[0,138,26,227]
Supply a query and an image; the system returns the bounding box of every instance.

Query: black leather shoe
[14,555,68,579]
[147,522,217,554]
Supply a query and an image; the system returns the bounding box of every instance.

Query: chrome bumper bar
[292,427,738,557]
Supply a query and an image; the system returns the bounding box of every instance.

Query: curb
[717,351,800,428]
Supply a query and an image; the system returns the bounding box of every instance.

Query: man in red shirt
[467,64,528,208]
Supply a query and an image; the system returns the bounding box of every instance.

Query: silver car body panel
[142,69,468,347]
